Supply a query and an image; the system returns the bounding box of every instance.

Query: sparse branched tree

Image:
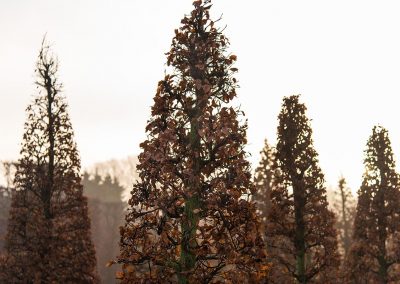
[253,140,277,224]
[3,38,98,283]
[266,95,340,283]
[117,1,268,282]
[333,177,355,261]
[345,126,400,283]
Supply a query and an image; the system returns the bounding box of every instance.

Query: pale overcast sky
[1,0,400,191]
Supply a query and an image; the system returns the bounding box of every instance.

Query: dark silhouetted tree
[253,139,277,224]
[3,39,98,283]
[117,1,268,282]
[345,126,400,283]
[83,172,126,284]
[266,95,340,283]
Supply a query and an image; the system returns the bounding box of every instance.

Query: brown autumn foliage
[345,126,400,283]
[265,95,340,283]
[2,39,98,283]
[253,140,277,224]
[117,1,268,283]
[83,172,126,283]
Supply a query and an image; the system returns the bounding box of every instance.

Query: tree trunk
[45,71,54,220]
[179,97,202,283]
[377,153,388,284]
[294,179,306,284]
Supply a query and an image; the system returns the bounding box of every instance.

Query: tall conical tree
[253,139,277,223]
[3,39,98,283]
[117,1,267,282]
[266,95,340,283]
[346,126,400,283]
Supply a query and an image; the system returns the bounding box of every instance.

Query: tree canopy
[3,39,98,283]
[117,1,268,282]
[266,95,340,283]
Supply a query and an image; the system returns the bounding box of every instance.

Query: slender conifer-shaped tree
[333,177,355,260]
[253,140,276,223]
[266,95,340,283]
[346,126,400,283]
[4,39,98,283]
[117,1,267,282]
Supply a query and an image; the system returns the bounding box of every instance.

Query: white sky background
[1,0,400,192]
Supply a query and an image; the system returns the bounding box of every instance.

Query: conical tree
[117,1,267,282]
[266,95,340,283]
[253,139,277,223]
[4,39,98,283]
[333,177,355,260]
[345,126,400,283]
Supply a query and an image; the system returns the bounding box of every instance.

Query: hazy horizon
[2,0,400,192]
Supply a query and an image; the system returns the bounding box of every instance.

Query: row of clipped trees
[253,96,400,283]
[1,0,400,283]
